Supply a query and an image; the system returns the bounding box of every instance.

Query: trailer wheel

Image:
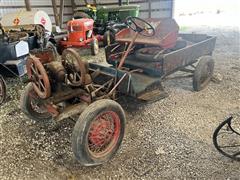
[103,31,115,47]
[0,75,7,105]
[91,38,99,56]
[193,56,214,91]
[20,83,52,122]
[72,99,125,166]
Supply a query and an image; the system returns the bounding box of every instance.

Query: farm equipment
[213,114,240,161]
[20,17,216,166]
[0,75,7,105]
[73,0,140,46]
[60,18,99,55]
[1,10,57,53]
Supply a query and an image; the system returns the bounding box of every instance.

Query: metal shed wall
[0,0,173,25]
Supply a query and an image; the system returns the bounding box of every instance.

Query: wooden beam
[148,0,152,18]
[71,0,76,12]
[51,0,60,26]
[24,0,31,11]
[59,0,65,28]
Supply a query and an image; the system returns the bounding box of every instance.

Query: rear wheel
[193,56,214,91]
[91,37,99,56]
[72,99,125,166]
[20,83,52,122]
[0,75,6,105]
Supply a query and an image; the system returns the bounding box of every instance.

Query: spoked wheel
[72,99,125,166]
[193,56,214,91]
[62,48,87,86]
[26,56,51,99]
[91,37,99,56]
[0,75,7,105]
[213,114,240,161]
[20,83,52,122]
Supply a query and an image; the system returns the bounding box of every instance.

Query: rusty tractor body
[21,17,217,166]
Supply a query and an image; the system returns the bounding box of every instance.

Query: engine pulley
[62,48,87,86]
[26,55,51,99]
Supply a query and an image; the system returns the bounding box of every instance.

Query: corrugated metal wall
[0,0,173,25]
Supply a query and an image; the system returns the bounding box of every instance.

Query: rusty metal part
[26,55,51,99]
[46,104,59,117]
[118,32,138,69]
[54,102,88,122]
[30,49,56,64]
[47,61,66,82]
[47,88,88,104]
[62,48,89,86]
[0,75,7,105]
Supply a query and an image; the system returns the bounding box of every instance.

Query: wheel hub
[89,116,114,147]
[88,111,120,156]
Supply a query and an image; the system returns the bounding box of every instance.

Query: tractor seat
[115,18,179,49]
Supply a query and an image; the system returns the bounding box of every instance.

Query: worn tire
[90,37,99,56]
[46,41,59,61]
[193,56,214,91]
[103,31,115,47]
[20,83,52,122]
[72,99,126,166]
[73,12,91,19]
[0,75,7,105]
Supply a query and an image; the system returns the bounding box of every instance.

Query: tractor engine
[26,48,91,101]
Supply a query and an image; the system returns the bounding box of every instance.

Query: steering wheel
[126,16,155,37]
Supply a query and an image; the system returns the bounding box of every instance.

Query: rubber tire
[73,12,91,19]
[103,31,115,47]
[20,83,52,122]
[193,56,214,91]
[90,38,99,56]
[0,75,7,105]
[46,41,59,61]
[72,99,126,166]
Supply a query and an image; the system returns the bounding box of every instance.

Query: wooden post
[51,0,60,26]
[148,0,152,18]
[71,0,76,12]
[59,0,65,28]
[24,0,31,11]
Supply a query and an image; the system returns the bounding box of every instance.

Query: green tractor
[73,0,140,46]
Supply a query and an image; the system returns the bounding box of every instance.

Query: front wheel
[90,37,99,56]
[72,99,126,166]
[193,56,214,91]
[20,83,52,122]
[0,75,7,105]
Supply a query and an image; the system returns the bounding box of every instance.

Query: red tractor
[60,18,99,55]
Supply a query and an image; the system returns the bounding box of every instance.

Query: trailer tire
[193,56,214,91]
[20,83,52,122]
[91,37,99,56]
[72,99,125,166]
[0,75,7,105]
